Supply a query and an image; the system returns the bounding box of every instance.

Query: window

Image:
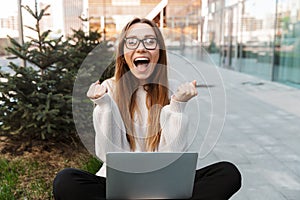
[112,0,140,6]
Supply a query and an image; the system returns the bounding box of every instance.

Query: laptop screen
[106,152,198,199]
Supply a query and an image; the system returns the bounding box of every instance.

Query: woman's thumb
[192,80,197,87]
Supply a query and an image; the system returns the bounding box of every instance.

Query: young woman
[53,18,241,200]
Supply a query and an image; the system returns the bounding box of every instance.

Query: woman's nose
[136,41,146,51]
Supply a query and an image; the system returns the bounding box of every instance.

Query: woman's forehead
[126,23,156,38]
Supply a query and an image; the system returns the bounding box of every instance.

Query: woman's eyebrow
[144,34,156,38]
[126,34,156,38]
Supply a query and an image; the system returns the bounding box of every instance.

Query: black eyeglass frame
[124,37,158,50]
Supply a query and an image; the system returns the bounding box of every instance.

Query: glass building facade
[202,0,300,88]
[88,0,201,41]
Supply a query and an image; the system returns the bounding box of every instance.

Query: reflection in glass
[202,0,300,88]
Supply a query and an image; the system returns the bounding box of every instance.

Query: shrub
[0,3,114,141]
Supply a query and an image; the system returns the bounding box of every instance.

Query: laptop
[106,152,198,199]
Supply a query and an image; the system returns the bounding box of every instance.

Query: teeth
[134,57,149,62]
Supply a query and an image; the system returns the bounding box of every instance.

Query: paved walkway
[171,51,300,200]
[2,50,300,199]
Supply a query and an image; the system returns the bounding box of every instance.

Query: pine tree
[0,2,114,143]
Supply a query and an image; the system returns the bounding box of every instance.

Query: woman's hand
[87,81,107,99]
[172,80,198,102]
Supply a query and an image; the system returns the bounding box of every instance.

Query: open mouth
[133,57,150,72]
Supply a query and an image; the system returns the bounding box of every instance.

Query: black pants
[53,161,241,200]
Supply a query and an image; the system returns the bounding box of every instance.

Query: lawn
[0,136,102,200]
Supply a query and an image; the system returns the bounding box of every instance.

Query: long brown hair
[114,18,169,151]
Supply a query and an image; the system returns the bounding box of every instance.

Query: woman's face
[123,23,160,81]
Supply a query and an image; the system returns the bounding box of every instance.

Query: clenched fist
[172,80,198,102]
[87,81,107,99]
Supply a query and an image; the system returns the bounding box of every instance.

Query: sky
[0,0,18,18]
[0,0,54,18]
[0,0,63,38]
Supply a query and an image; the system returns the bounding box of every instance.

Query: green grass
[0,158,51,199]
[0,159,23,200]
[80,156,103,174]
[0,155,102,199]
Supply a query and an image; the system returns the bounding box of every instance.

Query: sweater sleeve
[158,97,190,152]
[92,93,130,163]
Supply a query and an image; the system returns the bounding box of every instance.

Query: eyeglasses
[124,37,158,50]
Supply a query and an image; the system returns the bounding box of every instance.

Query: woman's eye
[145,39,155,44]
[128,39,137,45]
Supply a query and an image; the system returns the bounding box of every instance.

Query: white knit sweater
[92,78,190,177]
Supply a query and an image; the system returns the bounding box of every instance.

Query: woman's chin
[132,73,151,81]
[131,66,155,81]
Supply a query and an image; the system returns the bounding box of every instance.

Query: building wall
[0,0,201,42]
[202,0,300,88]
[63,0,83,36]
[88,0,201,41]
